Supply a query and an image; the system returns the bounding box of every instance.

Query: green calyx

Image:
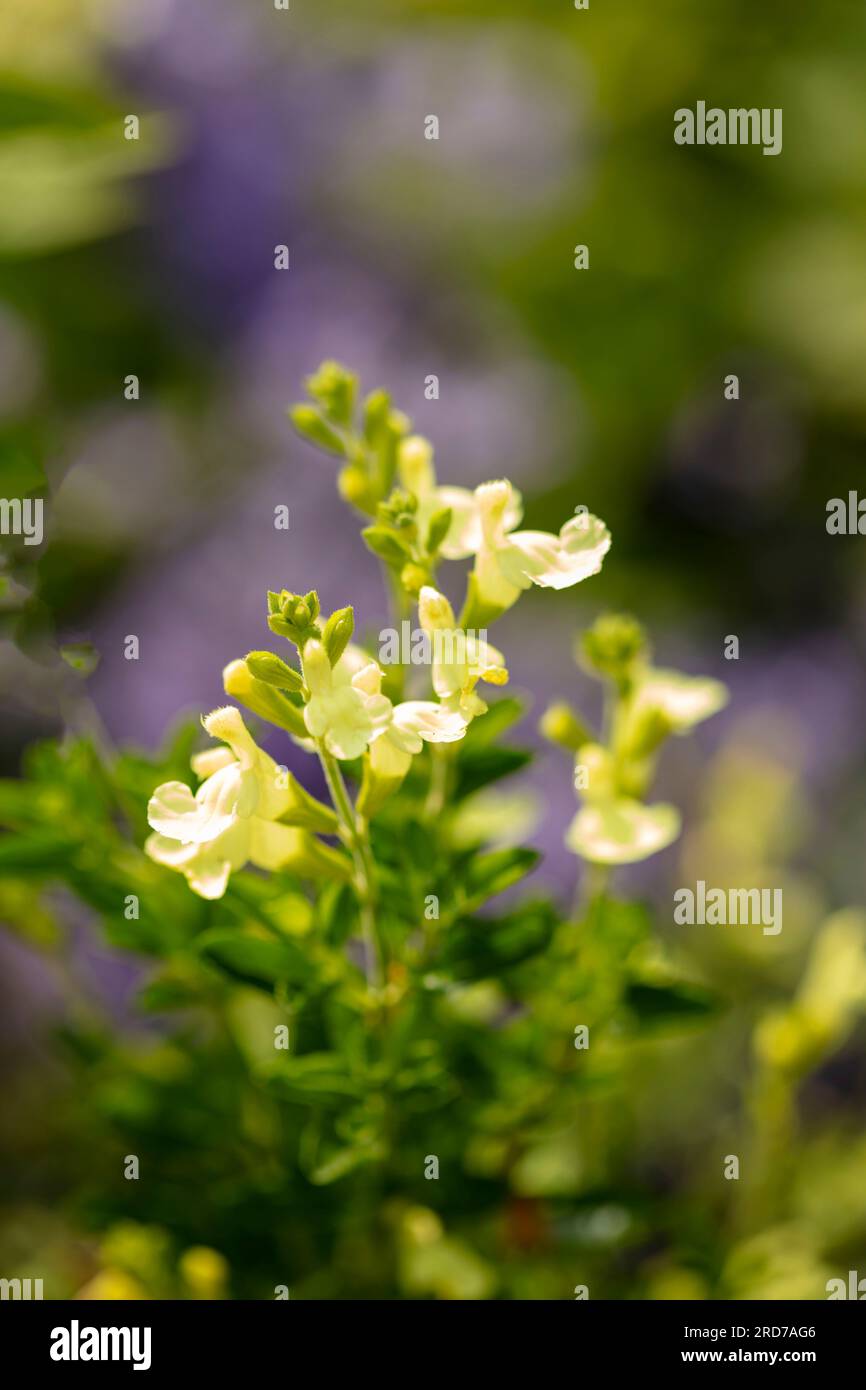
[267,589,322,647]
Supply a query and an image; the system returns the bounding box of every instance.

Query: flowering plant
[3,365,863,1302]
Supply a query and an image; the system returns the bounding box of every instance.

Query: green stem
[383,567,410,701]
[573,861,611,920]
[424,743,451,820]
[317,745,385,990]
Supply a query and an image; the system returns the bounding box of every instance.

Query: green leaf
[0,448,45,496]
[454,746,531,800]
[196,928,320,991]
[438,901,557,981]
[459,847,539,910]
[307,1143,383,1185]
[0,830,79,870]
[264,1053,364,1106]
[625,979,724,1030]
[461,697,525,748]
[138,974,205,1012]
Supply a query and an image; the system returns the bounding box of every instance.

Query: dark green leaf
[438,901,557,981]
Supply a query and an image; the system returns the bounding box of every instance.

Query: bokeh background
[2,0,866,1299]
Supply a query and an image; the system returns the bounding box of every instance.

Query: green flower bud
[363,388,392,445]
[304,360,357,428]
[426,506,453,556]
[244,650,304,693]
[338,463,377,513]
[266,589,321,648]
[539,701,591,753]
[400,562,429,596]
[223,659,308,737]
[579,613,648,684]
[288,405,346,456]
[362,525,414,566]
[378,488,418,534]
[322,606,354,667]
[388,409,411,437]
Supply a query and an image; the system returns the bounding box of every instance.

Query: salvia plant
[4,363,864,1300]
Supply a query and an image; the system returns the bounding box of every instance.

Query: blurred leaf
[438,901,558,982]
[60,641,100,675]
[196,928,321,991]
[265,1053,364,1106]
[0,118,175,255]
[458,847,539,911]
[453,746,531,800]
[625,979,724,1029]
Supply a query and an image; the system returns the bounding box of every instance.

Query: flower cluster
[147,362,612,904]
[544,613,728,866]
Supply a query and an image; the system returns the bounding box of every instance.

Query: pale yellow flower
[302,639,392,760]
[146,706,337,899]
[418,585,508,721]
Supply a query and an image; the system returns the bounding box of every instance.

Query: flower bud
[304,360,357,427]
[322,606,355,667]
[398,435,435,494]
[418,585,455,632]
[223,659,308,738]
[300,639,332,696]
[338,463,377,513]
[579,613,648,684]
[288,405,346,456]
[400,562,429,596]
[266,589,321,646]
[244,650,304,692]
[540,701,591,753]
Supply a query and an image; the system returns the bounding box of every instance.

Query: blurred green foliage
[1,693,865,1298]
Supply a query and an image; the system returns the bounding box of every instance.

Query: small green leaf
[265,1053,363,1106]
[439,902,557,981]
[460,847,539,910]
[454,746,531,800]
[0,831,79,870]
[625,979,723,1030]
[461,697,525,748]
[196,928,319,990]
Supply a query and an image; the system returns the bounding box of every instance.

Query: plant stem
[424,743,451,820]
[573,861,611,920]
[317,745,385,990]
[383,567,410,701]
